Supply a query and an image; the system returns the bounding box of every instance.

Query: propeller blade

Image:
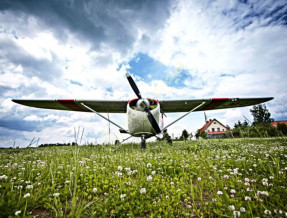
[144,107,161,134]
[126,73,142,99]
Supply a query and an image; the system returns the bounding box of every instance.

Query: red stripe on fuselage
[57,99,84,111]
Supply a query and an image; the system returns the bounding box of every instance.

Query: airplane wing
[159,97,274,113]
[12,99,129,113]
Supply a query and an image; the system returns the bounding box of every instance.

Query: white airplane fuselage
[126,98,160,137]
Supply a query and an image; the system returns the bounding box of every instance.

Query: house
[199,119,227,139]
[271,120,287,127]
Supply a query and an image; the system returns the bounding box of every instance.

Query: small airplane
[12,73,273,148]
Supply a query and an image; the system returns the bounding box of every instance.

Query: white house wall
[206,121,226,132]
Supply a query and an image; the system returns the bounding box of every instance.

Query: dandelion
[147,175,152,182]
[233,211,240,217]
[217,191,223,195]
[15,211,21,216]
[23,193,30,198]
[147,163,152,168]
[140,188,146,194]
[245,196,251,201]
[229,205,235,211]
[93,188,97,193]
[264,210,271,215]
[53,193,60,197]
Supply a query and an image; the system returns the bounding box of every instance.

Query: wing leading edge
[159,97,273,113]
[12,99,129,113]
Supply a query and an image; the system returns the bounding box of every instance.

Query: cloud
[0,0,286,147]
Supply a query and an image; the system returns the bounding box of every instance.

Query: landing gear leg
[141,136,146,149]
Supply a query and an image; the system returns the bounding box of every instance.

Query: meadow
[0,138,286,217]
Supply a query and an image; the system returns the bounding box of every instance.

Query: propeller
[126,73,161,134]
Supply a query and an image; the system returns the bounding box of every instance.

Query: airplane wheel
[167,139,172,145]
[115,140,121,145]
[141,140,146,149]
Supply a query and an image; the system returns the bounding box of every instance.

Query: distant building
[199,118,227,139]
[271,120,287,127]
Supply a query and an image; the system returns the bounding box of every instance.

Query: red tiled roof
[271,120,287,127]
[199,120,213,132]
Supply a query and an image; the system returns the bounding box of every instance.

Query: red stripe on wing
[57,99,84,111]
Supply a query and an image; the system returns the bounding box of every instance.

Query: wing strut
[161,102,206,132]
[81,103,129,134]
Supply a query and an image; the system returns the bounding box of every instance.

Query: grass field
[0,138,286,217]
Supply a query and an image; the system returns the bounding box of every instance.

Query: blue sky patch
[70,80,83,86]
[119,52,193,88]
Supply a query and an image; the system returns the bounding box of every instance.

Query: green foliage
[250,104,274,125]
[179,129,191,140]
[0,139,286,217]
[277,123,287,136]
[195,130,207,139]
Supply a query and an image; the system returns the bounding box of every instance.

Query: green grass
[0,138,286,217]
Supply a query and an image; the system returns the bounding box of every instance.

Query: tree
[180,129,190,140]
[250,104,273,125]
[277,123,287,135]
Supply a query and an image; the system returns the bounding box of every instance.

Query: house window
[212,128,215,132]
[222,129,225,131]
[217,128,220,131]
[214,122,217,124]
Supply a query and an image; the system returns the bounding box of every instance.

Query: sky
[0,0,286,147]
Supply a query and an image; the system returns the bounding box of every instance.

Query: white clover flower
[165,195,169,199]
[147,175,152,182]
[264,210,271,215]
[230,189,236,194]
[120,194,126,200]
[269,176,274,179]
[93,188,97,193]
[147,163,152,168]
[0,175,8,180]
[240,207,246,212]
[65,180,71,184]
[244,178,249,182]
[23,193,30,198]
[26,185,33,189]
[212,198,217,202]
[197,177,201,182]
[15,211,21,216]
[245,196,251,201]
[228,205,235,211]
[118,166,123,171]
[170,181,174,185]
[223,175,229,179]
[140,188,146,194]
[151,171,156,175]
[233,211,241,217]
[217,191,223,195]
[132,170,138,174]
[188,204,192,208]
[209,176,213,180]
[53,193,60,197]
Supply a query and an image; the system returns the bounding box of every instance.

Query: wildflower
[229,205,235,211]
[118,166,123,171]
[65,180,70,184]
[23,193,30,198]
[170,181,174,185]
[209,176,213,180]
[147,175,152,182]
[212,198,217,202]
[140,188,146,194]
[217,191,223,195]
[93,188,97,193]
[223,175,229,179]
[264,210,271,215]
[120,194,126,200]
[147,163,152,168]
[53,193,60,197]
[26,185,33,189]
[245,196,251,201]
[197,177,201,182]
[15,211,21,216]
[187,204,192,208]
[240,207,246,212]
[244,178,249,182]
[165,195,169,199]
[0,175,8,180]
[233,211,241,217]
[269,176,274,179]
[151,171,156,175]
[230,189,236,194]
